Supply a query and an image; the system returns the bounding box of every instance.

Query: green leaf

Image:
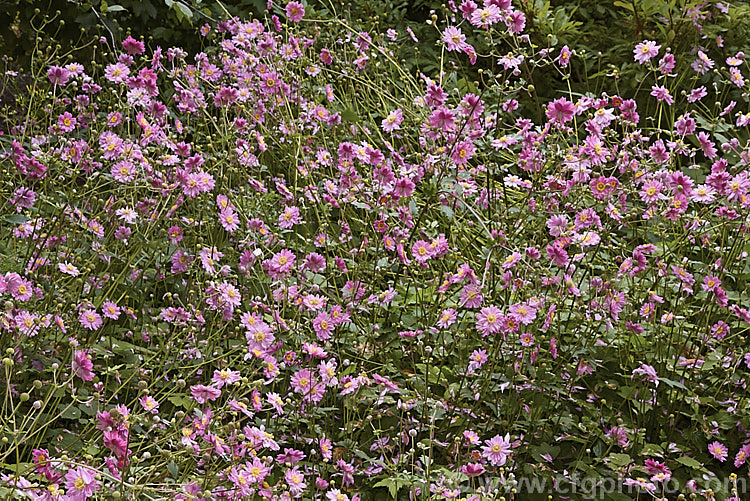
[175,2,193,20]
[675,456,702,469]
[168,395,191,408]
[107,4,126,11]
[373,478,398,498]
[612,0,634,11]
[5,215,28,224]
[439,204,454,221]
[341,108,359,122]
[60,406,82,419]
[606,453,631,467]
[531,444,560,462]
[373,477,410,497]
[658,377,687,390]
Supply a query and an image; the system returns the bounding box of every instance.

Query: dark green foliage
[0,0,266,69]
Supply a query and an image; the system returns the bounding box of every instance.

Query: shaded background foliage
[4,0,750,110]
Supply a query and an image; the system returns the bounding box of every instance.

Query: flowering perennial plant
[1,0,750,500]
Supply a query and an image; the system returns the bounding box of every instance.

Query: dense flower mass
[1,0,750,499]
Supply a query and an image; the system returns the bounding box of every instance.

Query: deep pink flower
[452,140,475,165]
[32,448,57,481]
[687,86,707,103]
[650,85,674,105]
[57,112,77,133]
[555,45,571,66]
[546,244,569,267]
[461,462,486,476]
[72,350,94,381]
[546,97,575,124]
[267,249,295,276]
[460,284,483,308]
[122,36,145,55]
[697,131,717,159]
[428,107,456,132]
[278,206,301,229]
[285,1,305,22]
[103,429,129,458]
[313,311,334,340]
[504,10,525,34]
[735,444,750,468]
[469,4,501,28]
[47,65,71,85]
[8,275,34,301]
[191,384,221,404]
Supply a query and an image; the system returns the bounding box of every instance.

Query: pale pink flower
[58,262,80,276]
[64,466,99,500]
[476,306,503,336]
[633,40,660,64]
[482,434,512,466]
[140,395,160,414]
[708,441,728,462]
[381,109,403,132]
[442,26,467,51]
[79,309,103,330]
